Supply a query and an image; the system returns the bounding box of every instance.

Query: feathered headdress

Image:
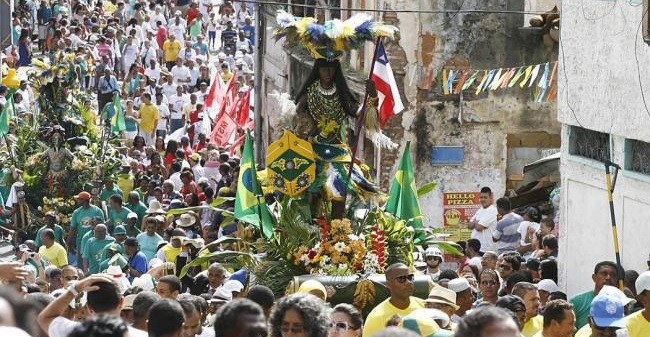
[274,11,398,61]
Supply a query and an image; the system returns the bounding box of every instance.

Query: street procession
[0,0,649,337]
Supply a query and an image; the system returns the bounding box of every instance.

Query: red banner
[210,111,237,146]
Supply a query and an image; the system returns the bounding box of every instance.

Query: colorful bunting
[416,61,558,102]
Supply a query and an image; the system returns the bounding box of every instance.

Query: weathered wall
[558,1,650,295]
[390,0,561,227]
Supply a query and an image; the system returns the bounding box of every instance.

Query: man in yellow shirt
[163,35,182,70]
[38,228,68,267]
[531,300,576,337]
[626,271,650,337]
[513,282,544,337]
[139,92,159,146]
[362,263,424,337]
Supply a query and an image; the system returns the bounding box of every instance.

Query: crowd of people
[1,0,650,336]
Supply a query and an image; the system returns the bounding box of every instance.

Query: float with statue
[176,11,462,316]
[0,52,123,243]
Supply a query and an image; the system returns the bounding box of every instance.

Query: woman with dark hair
[270,293,330,337]
[538,258,558,284]
[180,171,199,196]
[292,58,378,218]
[328,304,362,337]
[164,140,179,172]
[123,63,142,97]
[155,137,166,156]
[131,135,146,154]
[17,30,32,67]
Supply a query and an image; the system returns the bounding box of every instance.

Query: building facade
[259,0,561,227]
[558,0,650,295]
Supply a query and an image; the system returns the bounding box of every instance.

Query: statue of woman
[41,127,74,194]
[293,59,378,218]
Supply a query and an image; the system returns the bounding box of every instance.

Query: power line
[242,0,560,15]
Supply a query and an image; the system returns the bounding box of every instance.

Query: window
[568,126,610,162]
[625,138,650,175]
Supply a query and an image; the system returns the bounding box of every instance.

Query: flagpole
[340,37,383,208]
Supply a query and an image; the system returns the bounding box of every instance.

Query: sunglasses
[329,322,354,331]
[393,274,415,283]
[498,264,512,271]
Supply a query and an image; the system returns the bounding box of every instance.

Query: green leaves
[417,181,438,198]
[178,250,257,278]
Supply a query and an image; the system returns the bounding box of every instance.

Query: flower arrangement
[289,218,367,276]
[41,196,77,225]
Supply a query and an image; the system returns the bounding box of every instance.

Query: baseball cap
[127,212,138,219]
[536,279,559,293]
[598,285,634,306]
[74,191,92,200]
[223,280,245,293]
[447,278,471,293]
[399,309,453,337]
[124,237,138,247]
[212,287,233,302]
[590,292,626,328]
[636,271,650,295]
[190,153,201,161]
[114,225,127,235]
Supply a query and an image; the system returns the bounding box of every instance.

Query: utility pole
[253,0,264,165]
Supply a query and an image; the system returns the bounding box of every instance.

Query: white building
[558,1,650,296]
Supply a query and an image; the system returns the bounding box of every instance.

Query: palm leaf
[417,181,438,198]
[198,236,247,254]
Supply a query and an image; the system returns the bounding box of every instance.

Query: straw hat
[176,213,197,228]
[147,200,166,214]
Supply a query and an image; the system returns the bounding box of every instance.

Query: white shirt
[144,67,161,82]
[171,65,191,84]
[162,82,178,99]
[168,22,186,41]
[470,204,498,253]
[157,102,170,130]
[49,316,147,337]
[178,47,197,62]
[149,12,167,26]
[192,164,205,180]
[140,45,157,66]
[170,172,183,191]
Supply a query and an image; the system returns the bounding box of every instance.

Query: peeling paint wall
[558,1,650,295]
[379,0,561,227]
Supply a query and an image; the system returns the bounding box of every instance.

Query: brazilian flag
[110,92,126,134]
[234,131,274,238]
[384,141,425,235]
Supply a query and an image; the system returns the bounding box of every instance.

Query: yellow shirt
[626,310,650,337]
[139,103,159,132]
[362,297,424,337]
[522,315,544,337]
[38,242,68,267]
[163,40,181,62]
[162,244,181,264]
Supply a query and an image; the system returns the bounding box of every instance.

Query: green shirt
[127,201,148,225]
[189,20,202,38]
[569,290,595,329]
[71,205,105,248]
[136,232,164,261]
[34,224,65,248]
[83,236,116,274]
[125,224,141,238]
[100,186,123,202]
[107,206,133,231]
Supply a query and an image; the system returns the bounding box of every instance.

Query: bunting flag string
[418,61,558,102]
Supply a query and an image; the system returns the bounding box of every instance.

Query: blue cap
[590,293,626,328]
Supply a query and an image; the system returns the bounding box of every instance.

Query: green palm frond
[178,250,258,278]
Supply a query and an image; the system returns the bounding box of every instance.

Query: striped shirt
[492,212,523,254]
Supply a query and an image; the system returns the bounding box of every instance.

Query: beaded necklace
[306,82,346,140]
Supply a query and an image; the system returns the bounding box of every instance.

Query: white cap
[599,285,634,306]
[223,279,244,292]
[127,212,138,219]
[636,271,650,294]
[212,287,233,302]
[448,277,471,293]
[536,279,559,293]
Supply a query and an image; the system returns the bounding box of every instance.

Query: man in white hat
[424,246,444,281]
[448,278,474,323]
[536,279,559,312]
[425,286,460,329]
